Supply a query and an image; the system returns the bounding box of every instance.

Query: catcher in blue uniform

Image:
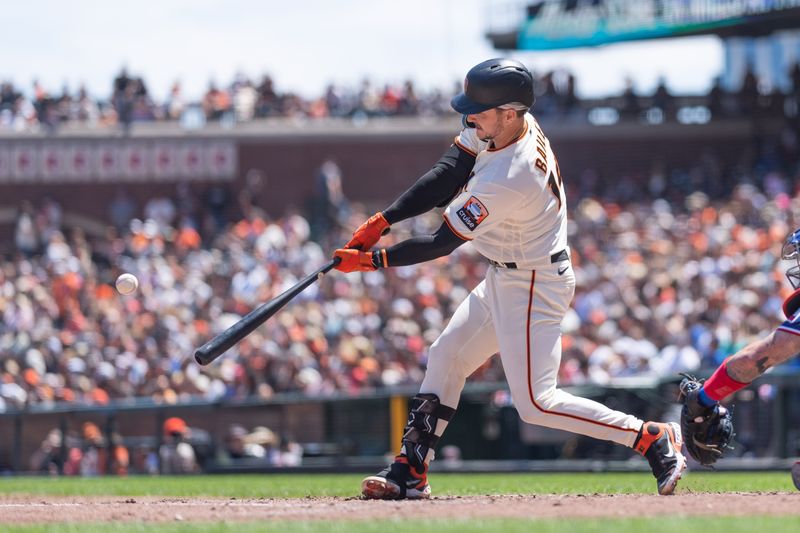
[679,227,800,465]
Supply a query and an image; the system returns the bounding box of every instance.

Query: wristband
[371,249,388,269]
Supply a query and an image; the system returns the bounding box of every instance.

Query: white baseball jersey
[420,113,643,449]
[443,113,568,268]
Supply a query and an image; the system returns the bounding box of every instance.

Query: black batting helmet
[451,58,535,115]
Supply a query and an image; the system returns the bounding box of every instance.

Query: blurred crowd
[30,422,130,476]
[3,63,800,133]
[0,70,455,134]
[561,190,796,384]
[29,416,301,475]
[3,176,800,414]
[5,61,800,475]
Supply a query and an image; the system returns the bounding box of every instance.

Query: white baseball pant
[420,261,642,447]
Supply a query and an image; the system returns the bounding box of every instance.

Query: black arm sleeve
[372,221,467,268]
[381,144,476,225]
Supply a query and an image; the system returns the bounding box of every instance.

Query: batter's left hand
[333,249,376,273]
[345,212,390,251]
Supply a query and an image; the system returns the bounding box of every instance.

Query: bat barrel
[194,321,255,366]
[194,257,340,366]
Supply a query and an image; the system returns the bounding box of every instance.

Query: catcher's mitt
[678,375,735,466]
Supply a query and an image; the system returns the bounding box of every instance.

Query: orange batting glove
[345,212,390,251]
[333,249,377,273]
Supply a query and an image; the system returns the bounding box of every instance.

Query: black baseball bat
[194,257,341,366]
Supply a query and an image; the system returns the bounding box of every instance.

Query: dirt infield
[0,493,798,524]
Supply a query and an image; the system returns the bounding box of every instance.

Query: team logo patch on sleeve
[456,196,488,230]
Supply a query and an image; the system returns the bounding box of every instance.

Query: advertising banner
[518,0,800,50]
[0,140,237,183]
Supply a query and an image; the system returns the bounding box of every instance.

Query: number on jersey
[547,157,564,211]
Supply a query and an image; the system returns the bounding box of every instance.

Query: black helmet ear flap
[461,115,476,129]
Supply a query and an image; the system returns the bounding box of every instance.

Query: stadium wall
[4,374,799,474]
[0,118,773,243]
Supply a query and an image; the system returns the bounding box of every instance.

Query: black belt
[489,249,568,269]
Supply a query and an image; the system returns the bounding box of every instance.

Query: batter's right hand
[345,212,390,251]
[333,249,377,273]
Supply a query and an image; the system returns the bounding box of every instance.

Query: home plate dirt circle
[0,493,798,524]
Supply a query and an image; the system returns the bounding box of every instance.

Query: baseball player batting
[332,58,685,498]
[679,227,800,465]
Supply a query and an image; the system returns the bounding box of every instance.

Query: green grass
[2,472,797,532]
[5,517,800,533]
[0,471,795,498]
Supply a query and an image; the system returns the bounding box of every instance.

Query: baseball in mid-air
[115,273,139,295]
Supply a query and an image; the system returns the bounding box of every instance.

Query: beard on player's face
[478,126,496,141]
[473,111,502,141]
[478,123,503,142]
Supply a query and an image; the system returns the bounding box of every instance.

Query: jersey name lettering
[533,122,548,174]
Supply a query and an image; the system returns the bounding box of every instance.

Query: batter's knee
[426,340,472,380]
[514,388,558,425]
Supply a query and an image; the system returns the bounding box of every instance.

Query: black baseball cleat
[634,422,687,495]
[361,456,431,500]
